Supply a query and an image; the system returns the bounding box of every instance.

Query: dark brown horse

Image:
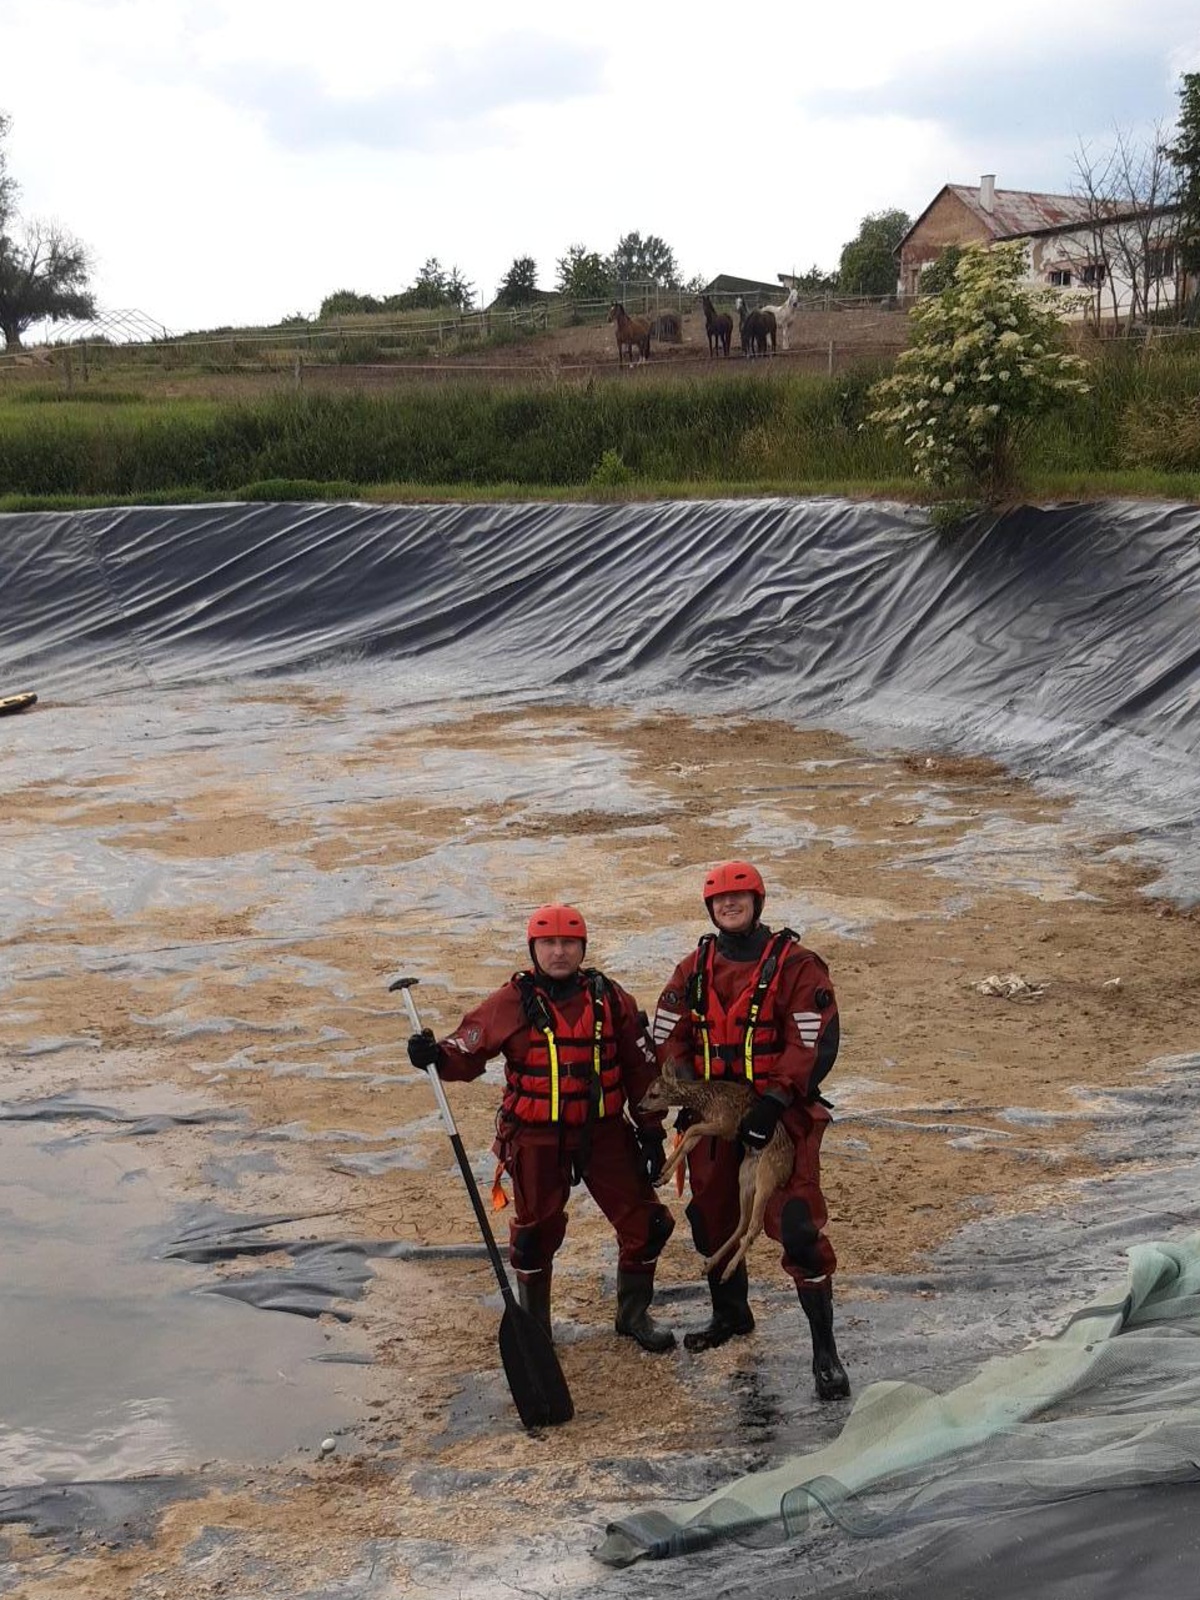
[735,296,775,359]
[607,302,651,364]
[700,294,732,357]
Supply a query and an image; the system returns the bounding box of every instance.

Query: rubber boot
[517,1268,553,1342]
[614,1270,676,1353]
[798,1280,850,1400]
[683,1262,756,1353]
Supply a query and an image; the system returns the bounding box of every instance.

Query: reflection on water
[0,1118,359,1486]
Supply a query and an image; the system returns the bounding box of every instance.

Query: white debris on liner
[973,973,1049,1000]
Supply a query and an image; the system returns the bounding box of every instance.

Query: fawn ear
[662,1058,681,1083]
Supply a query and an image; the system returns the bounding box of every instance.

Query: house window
[1148,246,1176,280]
[1048,269,1072,287]
[1081,263,1105,287]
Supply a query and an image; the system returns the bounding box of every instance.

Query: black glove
[636,1128,667,1184]
[739,1092,786,1151]
[674,1106,697,1134]
[407,1029,440,1070]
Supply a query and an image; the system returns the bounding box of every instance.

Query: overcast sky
[2,0,1198,334]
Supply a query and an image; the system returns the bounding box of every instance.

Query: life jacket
[686,929,837,1096]
[504,968,626,1126]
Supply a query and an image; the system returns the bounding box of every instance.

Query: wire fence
[0,284,915,378]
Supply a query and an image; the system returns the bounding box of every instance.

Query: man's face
[532,936,585,979]
[710,890,757,935]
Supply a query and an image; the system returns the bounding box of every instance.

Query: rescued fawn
[638,1061,795,1283]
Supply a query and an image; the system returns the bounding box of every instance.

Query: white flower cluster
[867,242,1090,495]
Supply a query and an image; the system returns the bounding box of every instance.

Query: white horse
[762,287,801,351]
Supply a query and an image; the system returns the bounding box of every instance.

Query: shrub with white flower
[867,241,1090,499]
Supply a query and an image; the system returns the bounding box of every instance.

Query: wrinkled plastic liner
[8,498,1200,1595]
[5,498,1200,901]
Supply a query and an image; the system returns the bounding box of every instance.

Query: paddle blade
[498,1302,575,1429]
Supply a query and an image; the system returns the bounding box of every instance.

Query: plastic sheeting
[5,497,1200,899]
[597,1234,1200,1573]
[7,496,1200,1596]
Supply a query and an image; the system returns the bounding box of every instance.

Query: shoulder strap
[687,935,716,1013]
[583,967,610,1005]
[514,970,554,1031]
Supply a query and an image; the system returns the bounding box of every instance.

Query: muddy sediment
[3,686,1197,1598]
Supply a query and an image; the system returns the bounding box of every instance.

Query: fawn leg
[718,1163,773,1283]
[656,1122,725,1188]
[703,1157,758,1277]
[656,1126,700,1187]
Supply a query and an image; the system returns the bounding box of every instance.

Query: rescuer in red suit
[406,903,676,1352]
[652,861,850,1399]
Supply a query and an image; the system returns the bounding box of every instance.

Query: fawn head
[638,1058,692,1117]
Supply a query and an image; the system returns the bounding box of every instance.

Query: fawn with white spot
[638,1059,795,1283]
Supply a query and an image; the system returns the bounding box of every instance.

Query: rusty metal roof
[947,185,1092,237]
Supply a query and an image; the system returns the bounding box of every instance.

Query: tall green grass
[0,373,906,497]
[1027,337,1200,473]
[3,344,1200,502]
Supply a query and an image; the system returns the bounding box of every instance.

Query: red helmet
[703,861,765,901]
[703,860,765,925]
[526,903,588,951]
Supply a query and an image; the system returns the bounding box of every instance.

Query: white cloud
[2,0,1197,330]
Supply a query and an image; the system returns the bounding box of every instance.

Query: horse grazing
[607,302,651,365]
[735,296,775,359]
[700,294,732,357]
[763,287,801,350]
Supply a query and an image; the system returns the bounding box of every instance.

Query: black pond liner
[1,499,1199,879]
[8,497,1200,1598]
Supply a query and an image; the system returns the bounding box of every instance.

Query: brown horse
[735,296,775,359]
[700,294,732,357]
[608,302,651,365]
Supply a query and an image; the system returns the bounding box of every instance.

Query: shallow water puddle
[0,1117,360,1486]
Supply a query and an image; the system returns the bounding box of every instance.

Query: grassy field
[2,337,1200,510]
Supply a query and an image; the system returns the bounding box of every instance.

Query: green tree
[318,289,382,318]
[556,243,611,301]
[788,263,840,296]
[388,257,475,312]
[837,208,911,298]
[0,113,96,349]
[444,265,475,311]
[867,241,1089,500]
[395,257,452,310]
[495,255,538,306]
[919,245,965,294]
[1166,71,1200,321]
[606,231,680,289]
[0,112,16,231]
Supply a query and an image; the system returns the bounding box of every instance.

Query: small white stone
[319,1437,337,1457]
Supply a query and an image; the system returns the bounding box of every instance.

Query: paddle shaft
[391,972,574,1428]
[397,983,517,1310]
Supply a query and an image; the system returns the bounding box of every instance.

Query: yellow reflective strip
[744,999,760,1081]
[701,1031,712,1081]
[544,1029,560,1120]
[594,1014,605,1118]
